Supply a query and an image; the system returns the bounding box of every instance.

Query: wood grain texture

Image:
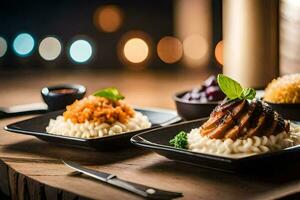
[1,70,300,200]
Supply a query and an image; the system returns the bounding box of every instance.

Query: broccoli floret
[169,131,188,149]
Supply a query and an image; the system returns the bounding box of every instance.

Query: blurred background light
[0,1,223,72]
[157,36,183,64]
[183,34,208,65]
[0,37,7,58]
[94,5,123,33]
[13,33,35,57]
[123,38,149,63]
[175,0,212,68]
[215,40,223,65]
[39,37,62,61]
[118,31,152,70]
[69,39,93,63]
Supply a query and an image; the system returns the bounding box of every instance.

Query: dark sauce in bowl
[41,84,86,111]
[50,88,78,95]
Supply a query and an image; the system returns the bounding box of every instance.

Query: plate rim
[4,107,180,142]
[130,118,300,163]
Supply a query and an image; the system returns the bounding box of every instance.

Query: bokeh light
[13,33,35,57]
[69,39,93,63]
[0,37,7,58]
[39,37,62,61]
[94,5,123,32]
[215,40,223,65]
[118,31,152,70]
[175,0,212,68]
[123,38,149,63]
[157,36,183,64]
[183,34,208,63]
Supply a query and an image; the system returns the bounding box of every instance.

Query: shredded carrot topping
[63,95,135,124]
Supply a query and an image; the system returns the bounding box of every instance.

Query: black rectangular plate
[131,119,300,173]
[5,107,180,150]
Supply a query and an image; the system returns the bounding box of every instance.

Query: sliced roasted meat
[201,100,246,136]
[264,112,278,136]
[207,113,235,139]
[224,101,257,139]
[246,114,266,137]
[200,99,290,139]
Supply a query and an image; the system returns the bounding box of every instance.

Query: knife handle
[107,178,182,199]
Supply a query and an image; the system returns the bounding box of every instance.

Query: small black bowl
[41,84,86,111]
[264,101,300,121]
[173,90,219,120]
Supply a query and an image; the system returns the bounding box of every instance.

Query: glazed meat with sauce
[200,99,290,140]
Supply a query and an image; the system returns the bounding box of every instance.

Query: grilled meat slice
[207,113,236,139]
[201,100,246,136]
[246,113,266,137]
[224,101,257,139]
[200,99,290,139]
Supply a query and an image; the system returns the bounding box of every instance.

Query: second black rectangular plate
[131,118,300,173]
[5,107,180,150]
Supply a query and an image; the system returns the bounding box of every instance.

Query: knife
[63,160,183,199]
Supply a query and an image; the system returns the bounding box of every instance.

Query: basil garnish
[93,87,125,101]
[217,74,256,100]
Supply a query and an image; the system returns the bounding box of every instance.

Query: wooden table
[0,70,300,200]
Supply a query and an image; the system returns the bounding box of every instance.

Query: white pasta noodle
[187,123,300,156]
[46,111,151,139]
[290,123,300,144]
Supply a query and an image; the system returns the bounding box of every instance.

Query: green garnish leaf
[217,74,256,100]
[241,88,256,100]
[93,87,125,101]
[169,131,188,149]
[217,74,243,100]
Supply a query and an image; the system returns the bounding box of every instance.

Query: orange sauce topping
[63,95,135,124]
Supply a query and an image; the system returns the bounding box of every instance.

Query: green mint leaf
[241,88,256,100]
[93,87,125,101]
[217,74,256,100]
[169,131,188,149]
[217,74,243,100]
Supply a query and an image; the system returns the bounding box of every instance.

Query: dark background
[0,0,222,71]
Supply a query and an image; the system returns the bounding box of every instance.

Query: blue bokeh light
[69,39,93,63]
[13,33,35,57]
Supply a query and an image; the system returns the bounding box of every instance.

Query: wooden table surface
[0,70,300,200]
